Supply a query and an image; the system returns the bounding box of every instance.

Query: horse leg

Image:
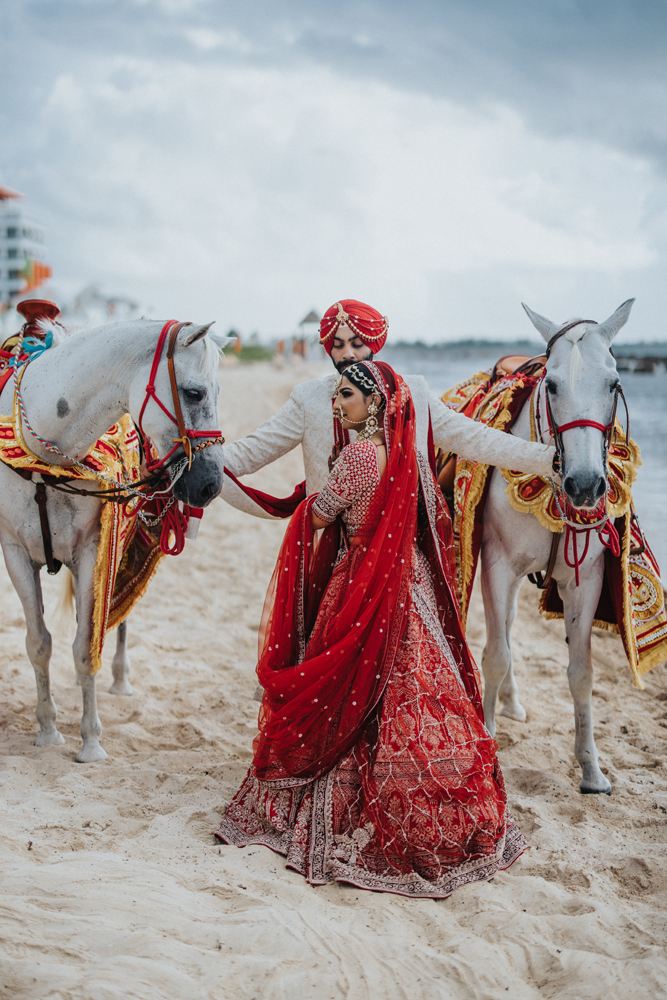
[559,556,610,795]
[71,549,107,763]
[2,543,63,746]
[480,552,524,736]
[109,620,132,696]
[497,578,527,722]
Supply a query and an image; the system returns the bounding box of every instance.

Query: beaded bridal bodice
[311,440,382,537]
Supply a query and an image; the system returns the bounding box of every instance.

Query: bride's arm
[310,442,378,531]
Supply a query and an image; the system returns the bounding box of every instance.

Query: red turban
[319,299,388,355]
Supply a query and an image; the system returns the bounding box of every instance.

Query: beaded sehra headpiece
[319,301,389,350]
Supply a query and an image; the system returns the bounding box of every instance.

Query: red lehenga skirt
[216,549,527,898]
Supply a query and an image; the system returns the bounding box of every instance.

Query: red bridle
[542,371,628,478]
[137,320,223,473]
[533,320,629,587]
[540,318,629,474]
[535,384,624,586]
[551,416,613,435]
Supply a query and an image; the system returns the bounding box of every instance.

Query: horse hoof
[579,769,612,795]
[108,681,133,696]
[75,743,108,763]
[499,701,527,723]
[580,783,612,796]
[35,730,65,746]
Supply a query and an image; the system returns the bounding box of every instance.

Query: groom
[220,299,555,518]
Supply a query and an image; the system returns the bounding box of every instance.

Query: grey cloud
[1,0,665,341]
[4,1,667,172]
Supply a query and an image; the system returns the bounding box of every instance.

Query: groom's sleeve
[219,395,306,519]
[429,393,555,477]
[222,395,306,477]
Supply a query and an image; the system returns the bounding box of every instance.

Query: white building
[0,185,49,306]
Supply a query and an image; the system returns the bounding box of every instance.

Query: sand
[1,359,667,1000]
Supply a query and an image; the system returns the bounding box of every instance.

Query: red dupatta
[253,361,483,783]
[254,363,419,780]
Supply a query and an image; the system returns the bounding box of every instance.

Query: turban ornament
[319,299,389,355]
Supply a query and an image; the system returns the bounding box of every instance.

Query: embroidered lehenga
[216,362,527,898]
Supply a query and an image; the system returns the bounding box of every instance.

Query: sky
[2,0,667,342]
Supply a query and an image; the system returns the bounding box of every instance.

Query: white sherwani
[221,372,554,518]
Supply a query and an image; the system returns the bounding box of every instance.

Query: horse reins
[9,319,224,571]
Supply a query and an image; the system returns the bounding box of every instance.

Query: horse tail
[55,567,76,623]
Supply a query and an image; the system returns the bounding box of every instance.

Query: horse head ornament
[522,299,635,510]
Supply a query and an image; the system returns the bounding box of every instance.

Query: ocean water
[383,346,667,574]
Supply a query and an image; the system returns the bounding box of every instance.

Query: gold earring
[357,399,380,440]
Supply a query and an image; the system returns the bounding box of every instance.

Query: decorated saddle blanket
[441,364,667,687]
[0,365,164,674]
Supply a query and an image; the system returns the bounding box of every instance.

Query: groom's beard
[334,351,374,373]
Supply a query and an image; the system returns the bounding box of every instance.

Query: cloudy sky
[2,0,667,341]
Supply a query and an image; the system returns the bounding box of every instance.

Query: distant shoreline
[385,339,667,358]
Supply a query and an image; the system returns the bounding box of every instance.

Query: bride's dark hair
[342,362,383,400]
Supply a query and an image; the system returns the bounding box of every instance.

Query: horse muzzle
[172,450,223,507]
[563,471,606,510]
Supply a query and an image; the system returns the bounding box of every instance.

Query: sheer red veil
[254,361,481,782]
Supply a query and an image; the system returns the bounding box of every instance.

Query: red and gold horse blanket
[441,366,667,687]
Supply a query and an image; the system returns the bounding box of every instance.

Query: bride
[216,360,527,898]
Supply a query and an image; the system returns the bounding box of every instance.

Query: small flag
[20,258,53,293]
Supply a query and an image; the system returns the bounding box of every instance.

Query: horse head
[129,321,231,509]
[522,299,635,509]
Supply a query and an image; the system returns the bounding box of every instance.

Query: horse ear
[184,322,215,346]
[208,329,237,351]
[521,303,559,343]
[596,299,635,345]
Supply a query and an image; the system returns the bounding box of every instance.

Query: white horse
[0,318,226,762]
[481,299,635,794]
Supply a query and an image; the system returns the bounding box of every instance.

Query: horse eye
[546,380,557,395]
[183,388,205,401]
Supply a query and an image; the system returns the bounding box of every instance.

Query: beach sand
[1,360,667,1000]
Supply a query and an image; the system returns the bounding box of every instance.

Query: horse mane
[562,320,589,390]
[35,319,220,365]
[202,332,221,367]
[36,317,71,347]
